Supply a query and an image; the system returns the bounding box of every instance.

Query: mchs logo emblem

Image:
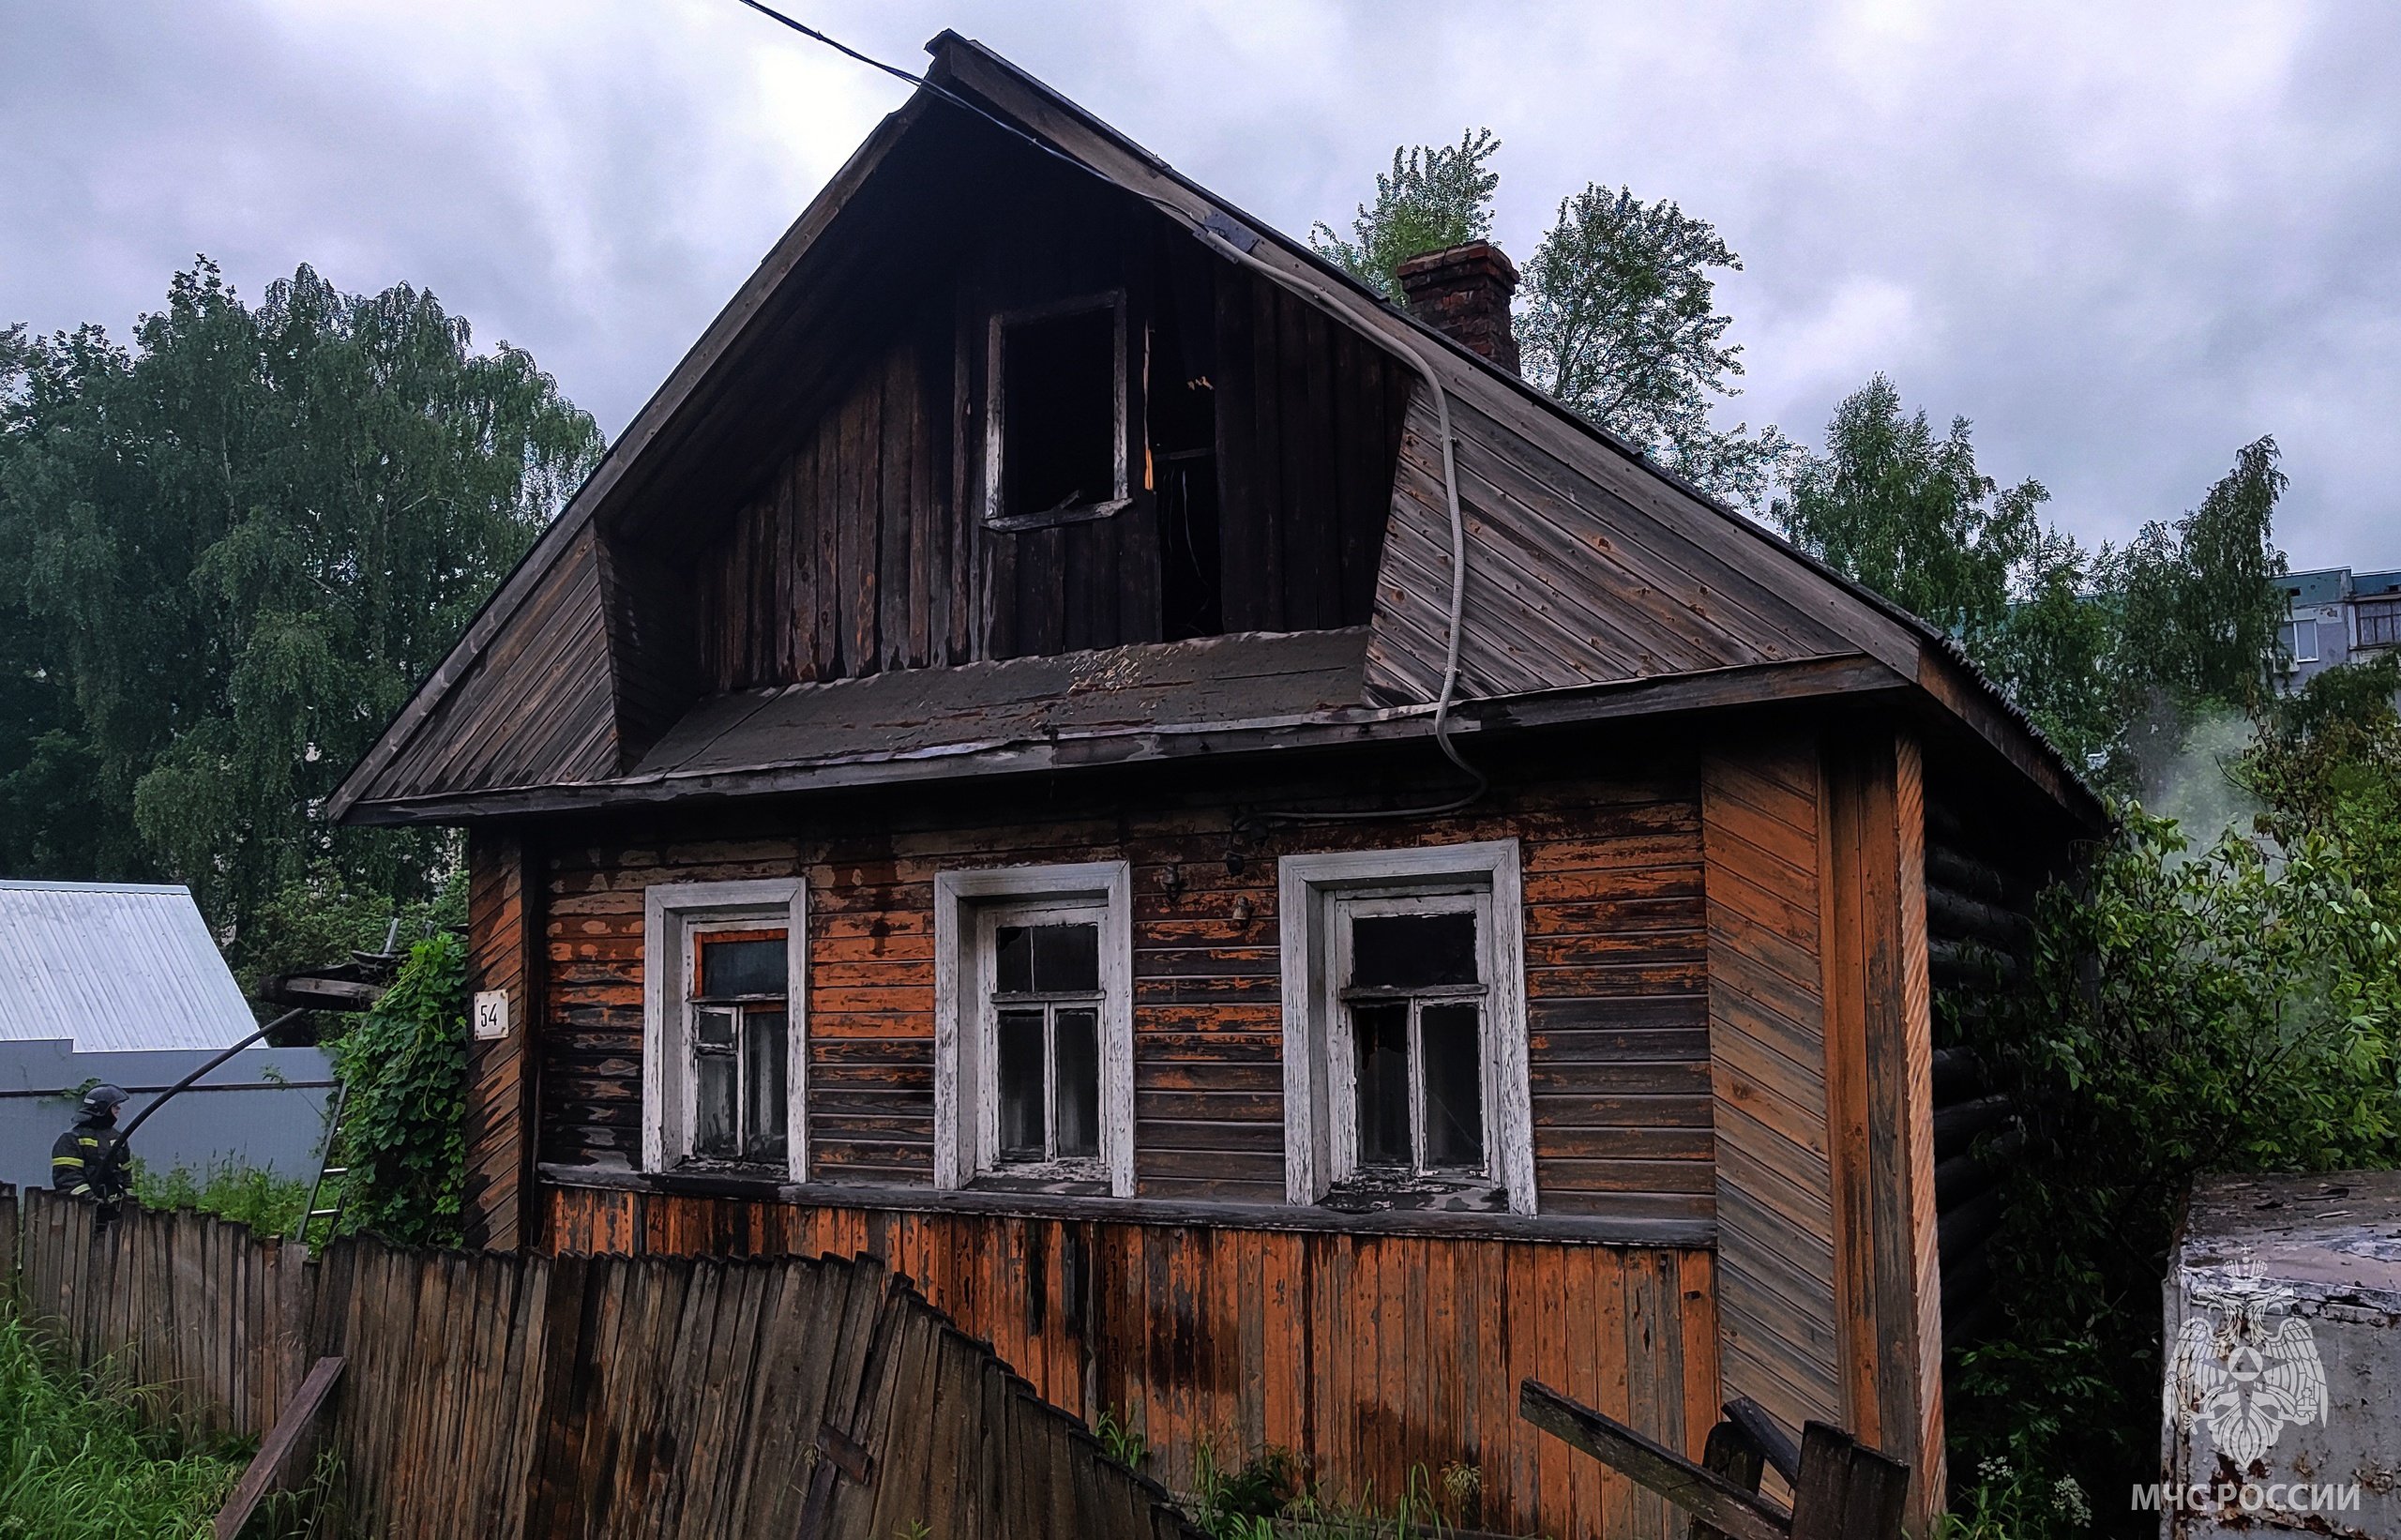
[2165,1252,2329,1466]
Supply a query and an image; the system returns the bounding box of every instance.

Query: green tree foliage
[2241,652,2401,909]
[239,863,467,998]
[1774,373,2046,651]
[1518,185,1794,509]
[1971,527,2121,772]
[1952,796,2401,1533]
[2122,438,2292,709]
[328,931,469,1247]
[0,260,601,966]
[1313,132,1790,508]
[1776,376,2289,787]
[1308,129,1501,303]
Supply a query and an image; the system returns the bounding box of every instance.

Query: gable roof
[330,33,2101,832]
[0,881,257,1052]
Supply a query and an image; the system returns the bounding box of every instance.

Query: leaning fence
[0,1184,1197,1539]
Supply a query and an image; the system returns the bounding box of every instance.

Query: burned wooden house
[330,35,2100,1536]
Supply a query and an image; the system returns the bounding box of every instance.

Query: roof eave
[337,652,1903,827]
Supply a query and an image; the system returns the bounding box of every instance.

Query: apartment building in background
[2279,565,2401,689]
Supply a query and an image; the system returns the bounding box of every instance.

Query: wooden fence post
[0,1183,16,1306]
[1789,1422,1910,1540]
[1520,1381,1793,1540]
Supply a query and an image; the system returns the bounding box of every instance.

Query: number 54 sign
[473,989,511,1041]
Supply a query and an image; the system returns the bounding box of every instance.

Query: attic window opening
[987,294,1128,529]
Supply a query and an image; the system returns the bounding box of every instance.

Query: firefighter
[52,1083,132,1217]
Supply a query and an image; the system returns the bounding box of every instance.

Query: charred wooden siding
[536,749,1714,1225]
[1211,267,1412,634]
[697,322,963,689]
[684,212,1409,693]
[1921,779,2047,1359]
[464,829,542,1250]
[548,1185,1719,1540]
[367,525,620,799]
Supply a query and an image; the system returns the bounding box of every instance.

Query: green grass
[1185,1437,1497,1539]
[130,1161,311,1240]
[0,1306,244,1538]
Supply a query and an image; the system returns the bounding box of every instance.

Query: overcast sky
[5,0,2395,569]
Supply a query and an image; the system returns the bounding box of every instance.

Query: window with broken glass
[978,902,1104,1176]
[983,293,1129,530]
[687,929,789,1165]
[1334,893,1490,1179]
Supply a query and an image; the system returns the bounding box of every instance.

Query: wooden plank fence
[3,1185,1197,1540]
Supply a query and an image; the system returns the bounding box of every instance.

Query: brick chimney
[1396,241,1520,373]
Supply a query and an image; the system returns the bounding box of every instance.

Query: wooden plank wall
[1922,772,2050,1355]
[1699,742,1844,1442]
[1820,730,1944,1527]
[1366,392,1860,704]
[10,1190,313,1444]
[465,827,542,1251]
[550,1185,1719,1540]
[1700,726,1946,1523]
[371,526,621,800]
[697,322,963,691]
[596,536,699,772]
[10,1187,1197,1540]
[687,217,1411,695]
[1211,264,1413,635]
[536,748,1715,1224]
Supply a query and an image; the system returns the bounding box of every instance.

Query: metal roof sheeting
[0,880,257,1051]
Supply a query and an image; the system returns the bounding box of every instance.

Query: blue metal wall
[0,1037,336,1199]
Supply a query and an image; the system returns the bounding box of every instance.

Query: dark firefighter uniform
[53,1083,131,1213]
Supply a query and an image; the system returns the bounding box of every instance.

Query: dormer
[329,32,2097,838]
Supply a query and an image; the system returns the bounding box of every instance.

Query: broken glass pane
[1419,1004,1485,1169]
[1053,1007,1100,1158]
[746,1011,788,1162]
[1352,1002,1410,1166]
[1349,911,1478,990]
[1033,923,1100,993]
[996,1008,1046,1160]
[994,926,1034,993]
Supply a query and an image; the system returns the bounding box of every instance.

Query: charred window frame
[983,292,1131,531]
[642,880,808,1181]
[1277,842,1534,1215]
[933,862,1135,1197]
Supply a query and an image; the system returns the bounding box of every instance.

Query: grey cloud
[5,0,2393,566]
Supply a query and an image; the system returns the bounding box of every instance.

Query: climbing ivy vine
[328,932,469,1247]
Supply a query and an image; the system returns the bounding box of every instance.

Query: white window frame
[1277,840,1534,1215]
[2286,617,2319,666]
[981,291,1132,532]
[642,879,808,1181]
[933,862,1135,1196]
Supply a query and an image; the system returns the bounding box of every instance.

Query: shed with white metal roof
[0,880,258,1051]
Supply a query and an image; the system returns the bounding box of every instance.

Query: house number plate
[473,989,510,1041]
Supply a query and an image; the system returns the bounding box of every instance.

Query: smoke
[2138,707,2265,856]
